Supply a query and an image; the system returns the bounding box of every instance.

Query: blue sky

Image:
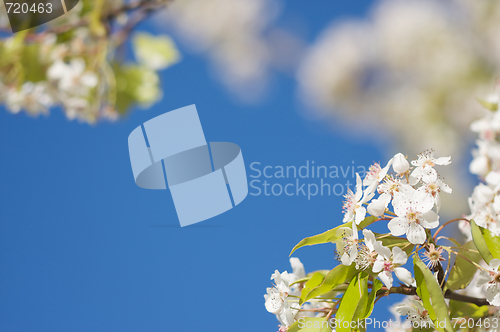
[0,0,426,331]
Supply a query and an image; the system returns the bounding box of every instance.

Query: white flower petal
[378,271,393,288]
[392,246,408,266]
[355,206,366,225]
[434,156,451,165]
[407,222,426,244]
[388,217,409,236]
[420,210,440,229]
[490,259,500,271]
[372,256,385,273]
[476,270,493,287]
[289,257,305,279]
[394,267,415,286]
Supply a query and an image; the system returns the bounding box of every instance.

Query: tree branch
[444,289,490,307]
[377,285,490,307]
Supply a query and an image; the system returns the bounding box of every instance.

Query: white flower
[410,150,451,183]
[367,193,391,217]
[271,270,292,294]
[388,190,439,244]
[265,287,286,314]
[265,270,298,327]
[47,58,98,96]
[372,245,415,288]
[470,153,490,177]
[472,183,495,205]
[5,82,53,116]
[264,271,291,315]
[355,229,383,270]
[277,304,296,328]
[288,257,305,295]
[386,299,412,332]
[336,222,359,266]
[394,299,434,329]
[363,159,393,187]
[476,259,500,306]
[486,171,500,188]
[289,257,305,281]
[392,153,410,175]
[343,173,374,224]
[377,175,412,200]
[414,169,452,211]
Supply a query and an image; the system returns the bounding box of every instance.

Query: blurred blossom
[0,1,179,123]
[159,0,294,101]
[297,0,500,213]
[298,0,500,156]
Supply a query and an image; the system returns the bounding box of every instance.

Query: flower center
[383,261,393,271]
[368,163,381,177]
[424,160,435,168]
[407,210,420,223]
[342,190,356,212]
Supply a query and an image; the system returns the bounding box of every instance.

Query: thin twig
[433,218,468,242]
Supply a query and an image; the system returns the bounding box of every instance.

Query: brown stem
[378,285,490,307]
[433,218,468,242]
[444,289,490,307]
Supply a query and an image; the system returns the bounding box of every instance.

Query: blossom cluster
[264,258,332,330]
[337,151,451,288]
[0,1,178,123]
[298,0,500,161]
[265,112,500,332]
[462,91,500,238]
[265,150,458,331]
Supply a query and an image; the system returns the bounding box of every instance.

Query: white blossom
[264,270,297,327]
[372,245,415,288]
[343,173,374,224]
[476,259,500,306]
[355,229,383,270]
[364,160,393,187]
[388,189,439,244]
[367,193,391,217]
[336,222,359,266]
[47,58,98,96]
[410,150,451,184]
[394,299,434,329]
[392,153,410,175]
[5,82,53,116]
[414,169,452,211]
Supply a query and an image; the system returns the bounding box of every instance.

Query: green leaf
[414,258,453,332]
[88,0,106,37]
[446,241,481,290]
[336,274,369,332]
[114,63,161,113]
[363,279,383,319]
[300,273,325,304]
[133,32,181,70]
[470,219,500,264]
[449,300,489,319]
[477,97,498,111]
[290,270,330,287]
[290,216,378,255]
[20,44,45,83]
[288,317,332,332]
[300,264,358,305]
